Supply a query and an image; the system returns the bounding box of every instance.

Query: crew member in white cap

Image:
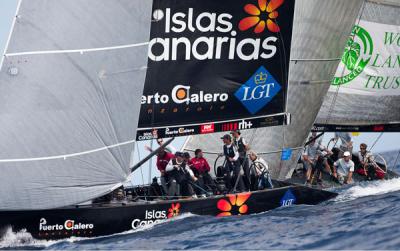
[333,151,355,184]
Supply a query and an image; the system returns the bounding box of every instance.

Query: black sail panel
[137,0,295,140]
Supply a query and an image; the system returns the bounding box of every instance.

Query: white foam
[335,178,400,202]
[0,227,57,249]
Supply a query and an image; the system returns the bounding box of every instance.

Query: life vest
[223,144,236,159]
[235,137,246,157]
[168,159,187,182]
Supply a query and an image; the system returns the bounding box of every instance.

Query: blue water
[2,177,400,250]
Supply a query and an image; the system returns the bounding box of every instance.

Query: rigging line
[0,139,135,163]
[369,132,384,152]
[4,42,149,57]
[149,139,154,184]
[324,1,367,125]
[0,0,22,70]
[136,141,145,185]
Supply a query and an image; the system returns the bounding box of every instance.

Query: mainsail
[315,0,400,132]
[183,0,364,179]
[0,0,152,210]
[137,0,296,140]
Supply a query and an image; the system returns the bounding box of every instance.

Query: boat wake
[0,213,196,249]
[0,227,57,249]
[334,178,400,202]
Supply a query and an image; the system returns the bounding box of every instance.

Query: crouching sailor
[165,152,197,198]
[333,151,355,184]
[221,134,245,192]
[249,151,273,190]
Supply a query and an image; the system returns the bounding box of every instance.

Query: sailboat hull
[0,182,336,240]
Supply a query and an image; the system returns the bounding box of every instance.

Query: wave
[334,177,400,202]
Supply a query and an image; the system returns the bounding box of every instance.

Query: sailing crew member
[302,137,333,184]
[311,132,323,145]
[191,149,214,192]
[333,151,355,184]
[221,134,245,192]
[183,152,193,169]
[249,151,273,190]
[145,138,177,154]
[231,130,251,191]
[356,143,384,180]
[165,152,197,198]
[156,148,175,195]
[332,132,353,158]
[184,151,206,195]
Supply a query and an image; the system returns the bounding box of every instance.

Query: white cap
[343,151,351,157]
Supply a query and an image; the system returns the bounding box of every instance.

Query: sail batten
[4,42,150,57]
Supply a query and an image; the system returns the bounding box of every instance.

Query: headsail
[137,0,296,140]
[315,0,400,132]
[184,0,364,179]
[0,0,152,210]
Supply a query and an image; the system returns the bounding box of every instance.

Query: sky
[0,1,399,185]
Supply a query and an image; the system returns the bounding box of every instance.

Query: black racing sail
[136,0,295,140]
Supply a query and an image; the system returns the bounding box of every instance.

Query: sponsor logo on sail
[238,119,253,130]
[148,0,285,62]
[238,0,283,34]
[142,85,229,105]
[131,203,180,229]
[235,66,281,114]
[280,189,296,207]
[138,129,159,141]
[217,193,251,217]
[165,127,195,136]
[200,123,215,134]
[333,25,373,86]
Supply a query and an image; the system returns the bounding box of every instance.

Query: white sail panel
[316,1,400,129]
[0,0,152,210]
[184,0,364,179]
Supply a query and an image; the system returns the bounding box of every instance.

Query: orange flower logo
[167,203,180,218]
[217,192,251,217]
[239,0,284,34]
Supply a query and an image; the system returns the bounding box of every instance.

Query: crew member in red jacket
[156,148,175,195]
[190,149,214,192]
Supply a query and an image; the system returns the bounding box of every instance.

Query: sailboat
[185,0,400,185]
[309,0,400,184]
[0,0,362,240]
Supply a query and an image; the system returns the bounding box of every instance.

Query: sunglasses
[360,148,366,150]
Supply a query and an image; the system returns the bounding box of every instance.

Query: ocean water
[2,176,400,250]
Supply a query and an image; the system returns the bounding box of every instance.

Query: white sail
[183,0,364,179]
[0,0,152,210]
[315,0,400,130]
